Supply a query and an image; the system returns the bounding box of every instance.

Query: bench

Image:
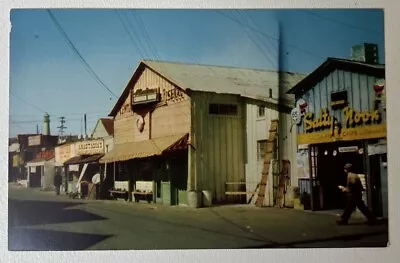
[109,181,129,201]
[133,181,154,203]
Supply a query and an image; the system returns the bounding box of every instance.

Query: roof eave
[108,61,147,117]
[287,58,385,96]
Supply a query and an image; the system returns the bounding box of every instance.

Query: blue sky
[9,9,384,138]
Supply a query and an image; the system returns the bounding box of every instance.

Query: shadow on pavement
[9,199,107,227]
[8,199,112,250]
[241,231,389,249]
[9,228,112,251]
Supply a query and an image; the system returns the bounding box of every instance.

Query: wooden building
[26,149,55,190]
[62,139,105,196]
[287,57,387,218]
[100,60,303,207]
[91,118,114,153]
[244,72,305,207]
[14,133,58,186]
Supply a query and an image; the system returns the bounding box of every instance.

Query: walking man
[54,172,62,195]
[336,163,378,225]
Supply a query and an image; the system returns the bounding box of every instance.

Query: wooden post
[128,162,133,202]
[113,162,116,189]
[27,165,31,187]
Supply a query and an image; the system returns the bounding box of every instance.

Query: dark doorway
[317,141,364,210]
[29,167,42,188]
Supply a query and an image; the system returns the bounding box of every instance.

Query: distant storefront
[287,57,387,218]
[26,150,56,191]
[63,139,105,198]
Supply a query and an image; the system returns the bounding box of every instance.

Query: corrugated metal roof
[143,60,305,102]
[109,60,306,116]
[100,133,188,163]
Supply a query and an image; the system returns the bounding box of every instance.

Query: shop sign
[303,108,340,135]
[69,164,79,171]
[330,90,348,109]
[28,135,41,146]
[55,144,75,164]
[76,140,104,155]
[338,146,358,153]
[304,107,382,135]
[132,88,161,105]
[297,124,386,145]
[163,88,185,102]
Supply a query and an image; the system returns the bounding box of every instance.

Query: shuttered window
[209,103,238,116]
[257,106,265,117]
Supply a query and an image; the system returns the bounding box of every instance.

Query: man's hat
[344,163,353,170]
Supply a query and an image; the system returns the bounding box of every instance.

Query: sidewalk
[9,183,385,221]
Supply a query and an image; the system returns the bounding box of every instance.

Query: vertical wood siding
[297,70,385,134]
[191,92,245,202]
[245,101,297,206]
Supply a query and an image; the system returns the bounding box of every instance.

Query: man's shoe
[366,219,380,225]
[336,219,348,225]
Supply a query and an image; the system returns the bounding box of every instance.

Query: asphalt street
[8,184,389,250]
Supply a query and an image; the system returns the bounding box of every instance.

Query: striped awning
[100,133,189,163]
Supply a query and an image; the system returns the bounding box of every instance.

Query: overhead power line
[215,10,325,61]
[10,92,46,113]
[46,9,118,99]
[230,10,278,69]
[129,11,172,78]
[115,10,148,59]
[10,111,107,118]
[302,10,384,36]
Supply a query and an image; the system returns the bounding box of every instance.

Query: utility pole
[57,117,67,141]
[84,114,87,139]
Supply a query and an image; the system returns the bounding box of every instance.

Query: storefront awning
[64,154,104,165]
[100,133,189,163]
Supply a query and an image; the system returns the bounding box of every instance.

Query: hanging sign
[338,146,358,153]
[291,108,301,124]
[132,88,161,105]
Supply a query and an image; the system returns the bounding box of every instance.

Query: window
[257,106,265,117]
[330,90,348,109]
[257,140,268,161]
[209,103,238,116]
